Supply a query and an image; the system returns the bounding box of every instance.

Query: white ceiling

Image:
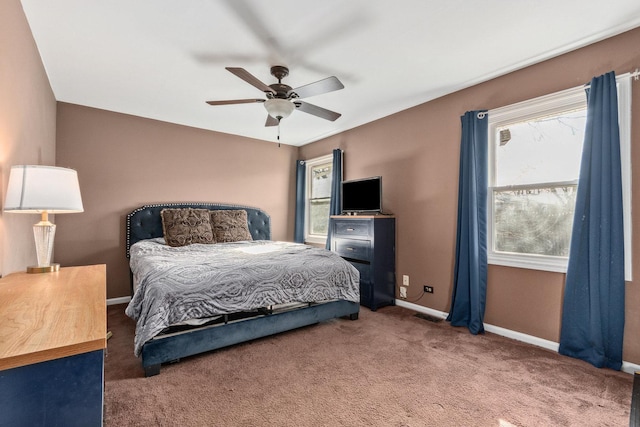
[20,0,640,146]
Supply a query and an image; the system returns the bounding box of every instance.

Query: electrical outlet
[400,286,407,298]
[403,275,409,286]
[424,285,434,294]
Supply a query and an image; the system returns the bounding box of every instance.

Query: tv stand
[330,215,396,311]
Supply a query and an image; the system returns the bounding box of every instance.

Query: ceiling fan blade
[295,101,341,121]
[289,76,344,99]
[206,98,265,106]
[265,115,279,127]
[226,67,276,94]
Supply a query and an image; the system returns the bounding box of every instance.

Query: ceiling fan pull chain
[277,119,281,147]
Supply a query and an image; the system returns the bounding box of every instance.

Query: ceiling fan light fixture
[264,98,294,120]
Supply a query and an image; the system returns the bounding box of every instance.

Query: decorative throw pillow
[161,208,215,247]
[210,210,253,243]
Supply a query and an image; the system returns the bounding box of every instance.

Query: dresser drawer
[333,220,371,238]
[333,238,371,262]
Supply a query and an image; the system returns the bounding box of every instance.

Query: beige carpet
[105,304,632,426]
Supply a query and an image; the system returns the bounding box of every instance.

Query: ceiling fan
[206,66,344,127]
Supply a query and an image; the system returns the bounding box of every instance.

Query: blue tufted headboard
[126,202,271,258]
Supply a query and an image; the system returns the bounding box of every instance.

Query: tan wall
[0,0,57,276]
[55,103,298,298]
[300,27,640,364]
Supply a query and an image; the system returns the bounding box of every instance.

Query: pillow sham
[210,209,253,243]
[161,208,215,247]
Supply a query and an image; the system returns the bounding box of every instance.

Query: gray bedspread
[125,238,360,356]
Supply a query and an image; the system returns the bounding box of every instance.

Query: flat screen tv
[341,176,382,214]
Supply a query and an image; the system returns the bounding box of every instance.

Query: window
[305,154,333,244]
[488,76,632,279]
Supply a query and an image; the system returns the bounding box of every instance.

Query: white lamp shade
[4,165,84,213]
[264,98,295,120]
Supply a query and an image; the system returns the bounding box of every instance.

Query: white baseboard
[622,361,640,375]
[394,299,639,375]
[483,323,559,352]
[107,296,131,306]
[395,299,448,319]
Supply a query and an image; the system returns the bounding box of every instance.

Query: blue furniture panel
[142,300,359,376]
[0,350,104,427]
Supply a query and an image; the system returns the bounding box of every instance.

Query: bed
[125,202,360,376]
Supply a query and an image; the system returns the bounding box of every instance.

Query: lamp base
[27,264,60,274]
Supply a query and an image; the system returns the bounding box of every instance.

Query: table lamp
[3,165,84,273]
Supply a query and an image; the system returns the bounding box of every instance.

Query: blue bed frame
[126,203,360,376]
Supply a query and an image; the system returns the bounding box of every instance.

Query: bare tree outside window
[488,76,631,277]
[492,109,586,257]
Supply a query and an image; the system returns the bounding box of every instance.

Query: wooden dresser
[330,215,396,311]
[0,264,107,426]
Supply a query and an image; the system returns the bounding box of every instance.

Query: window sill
[304,241,325,248]
[488,253,567,274]
[304,235,327,246]
[489,252,632,281]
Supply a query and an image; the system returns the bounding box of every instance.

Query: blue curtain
[325,149,343,249]
[559,71,625,370]
[294,160,306,243]
[446,111,488,335]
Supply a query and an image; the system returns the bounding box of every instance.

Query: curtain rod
[478,68,638,120]
[614,68,638,81]
[580,68,639,90]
